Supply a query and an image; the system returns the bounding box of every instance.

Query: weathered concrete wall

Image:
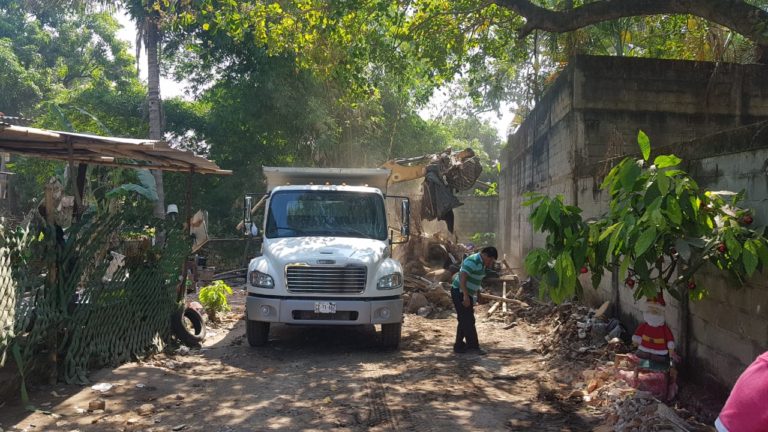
[452,194,499,243]
[500,55,768,388]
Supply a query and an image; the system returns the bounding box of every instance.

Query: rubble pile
[399,236,709,429]
[505,288,711,431]
[402,278,455,318]
[598,391,696,432]
[400,234,472,318]
[528,302,628,362]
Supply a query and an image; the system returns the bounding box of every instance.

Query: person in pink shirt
[715,351,768,432]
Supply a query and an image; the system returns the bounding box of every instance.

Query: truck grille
[286,265,367,293]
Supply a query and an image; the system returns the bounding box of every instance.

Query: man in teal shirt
[451,246,497,354]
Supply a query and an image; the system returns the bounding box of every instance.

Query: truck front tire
[246,320,270,347]
[380,322,402,349]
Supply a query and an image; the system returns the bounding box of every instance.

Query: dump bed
[263,166,391,193]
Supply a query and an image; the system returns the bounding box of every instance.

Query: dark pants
[451,288,479,350]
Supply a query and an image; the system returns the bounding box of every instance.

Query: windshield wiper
[271,225,308,235]
[337,227,373,238]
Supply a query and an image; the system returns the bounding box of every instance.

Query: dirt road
[1,292,602,432]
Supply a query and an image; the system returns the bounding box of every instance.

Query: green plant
[474,182,498,196]
[523,131,768,304]
[198,280,233,322]
[469,232,496,248]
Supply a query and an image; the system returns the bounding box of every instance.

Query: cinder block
[699,324,756,366]
[690,343,746,386]
[713,308,768,344]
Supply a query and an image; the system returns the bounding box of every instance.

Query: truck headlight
[250,270,274,288]
[377,273,403,290]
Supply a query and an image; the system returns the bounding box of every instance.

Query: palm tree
[123,0,166,219]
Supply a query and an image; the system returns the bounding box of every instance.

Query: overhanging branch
[493,0,768,51]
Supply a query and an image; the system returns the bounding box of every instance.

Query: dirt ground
[0,287,717,432]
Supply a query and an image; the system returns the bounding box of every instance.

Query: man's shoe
[453,346,467,354]
[467,348,487,356]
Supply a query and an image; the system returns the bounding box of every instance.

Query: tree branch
[492,0,768,53]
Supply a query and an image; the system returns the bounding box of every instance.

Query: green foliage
[166,0,767,117]
[475,182,497,196]
[198,280,233,320]
[469,232,496,248]
[0,3,150,216]
[107,169,159,202]
[524,131,768,304]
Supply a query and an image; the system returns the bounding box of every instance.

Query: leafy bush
[523,131,768,304]
[198,280,233,321]
[469,232,496,248]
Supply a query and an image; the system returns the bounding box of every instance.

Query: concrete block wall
[387,180,497,245]
[452,194,499,243]
[500,55,768,387]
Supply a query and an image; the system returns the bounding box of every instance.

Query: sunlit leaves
[524,130,768,304]
[638,130,651,161]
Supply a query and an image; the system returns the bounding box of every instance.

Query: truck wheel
[380,322,402,349]
[246,320,270,347]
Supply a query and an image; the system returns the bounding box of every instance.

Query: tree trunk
[146,16,166,219]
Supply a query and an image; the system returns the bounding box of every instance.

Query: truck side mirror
[400,199,410,237]
[244,195,254,236]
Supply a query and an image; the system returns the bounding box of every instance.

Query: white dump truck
[243,167,410,349]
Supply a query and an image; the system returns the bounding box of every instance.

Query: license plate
[314,302,337,314]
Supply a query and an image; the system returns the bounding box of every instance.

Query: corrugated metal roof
[0,123,231,175]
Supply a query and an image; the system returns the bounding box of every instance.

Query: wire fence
[0,207,189,398]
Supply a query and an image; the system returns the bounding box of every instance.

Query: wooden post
[611,257,620,318]
[75,163,88,218]
[679,287,690,372]
[177,171,194,302]
[502,281,508,313]
[44,180,58,384]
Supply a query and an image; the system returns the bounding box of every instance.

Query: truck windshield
[265,190,388,240]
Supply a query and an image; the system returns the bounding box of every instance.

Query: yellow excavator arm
[381,159,427,184]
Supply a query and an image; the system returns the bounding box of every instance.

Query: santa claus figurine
[632,293,678,364]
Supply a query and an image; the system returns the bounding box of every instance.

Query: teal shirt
[451,253,488,294]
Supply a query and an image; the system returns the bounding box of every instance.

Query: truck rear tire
[246,320,270,347]
[380,322,402,349]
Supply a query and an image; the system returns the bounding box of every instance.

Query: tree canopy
[168,0,767,113]
[4,0,766,232]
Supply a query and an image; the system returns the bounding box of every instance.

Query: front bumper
[246,294,403,325]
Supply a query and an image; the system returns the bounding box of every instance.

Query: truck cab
[244,167,409,349]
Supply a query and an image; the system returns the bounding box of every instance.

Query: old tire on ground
[171,307,206,346]
[246,320,270,347]
[381,322,402,349]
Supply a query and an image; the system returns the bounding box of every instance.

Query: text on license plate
[314,302,337,314]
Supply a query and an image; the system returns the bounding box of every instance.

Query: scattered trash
[90,383,113,393]
[88,399,106,411]
[135,383,145,389]
[136,403,155,416]
[416,306,432,317]
[172,424,188,431]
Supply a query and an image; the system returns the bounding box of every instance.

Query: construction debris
[397,231,705,429]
